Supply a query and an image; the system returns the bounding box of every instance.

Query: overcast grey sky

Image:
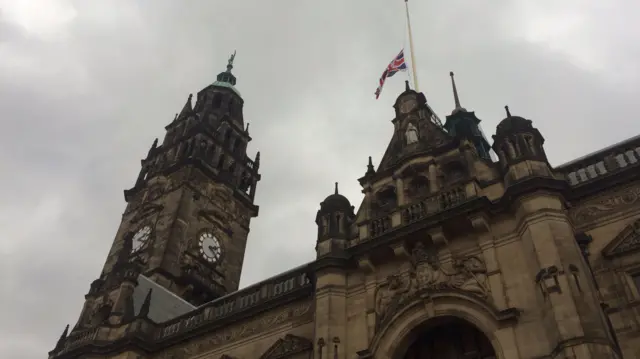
[1,0,639,358]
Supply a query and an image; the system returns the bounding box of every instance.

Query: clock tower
[70,53,260,333]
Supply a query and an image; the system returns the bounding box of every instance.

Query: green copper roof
[212,51,241,97]
[212,80,241,97]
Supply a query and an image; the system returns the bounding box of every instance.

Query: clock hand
[208,245,217,253]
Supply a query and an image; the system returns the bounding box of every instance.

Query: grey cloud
[1,1,639,358]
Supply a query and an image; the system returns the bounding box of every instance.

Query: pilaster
[313,259,349,359]
[515,193,619,358]
[470,213,508,310]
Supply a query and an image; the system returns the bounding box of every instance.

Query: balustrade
[156,269,311,339]
[563,143,640,186]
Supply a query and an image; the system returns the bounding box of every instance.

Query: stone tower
[70,53,261,336]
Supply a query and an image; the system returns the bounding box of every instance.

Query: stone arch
[371,291,517,359]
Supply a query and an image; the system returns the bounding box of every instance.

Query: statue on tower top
[227,50,236,71]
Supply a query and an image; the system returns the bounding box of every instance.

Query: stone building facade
[49,58,640,359]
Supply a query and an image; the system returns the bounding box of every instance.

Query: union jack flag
[375,49,408,99]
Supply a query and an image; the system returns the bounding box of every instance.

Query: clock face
[132,226,152,252]
[199,232,222,264]
[400,99,417,114]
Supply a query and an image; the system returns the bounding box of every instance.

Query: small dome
[318,183,352,214]
[495,106,532,136]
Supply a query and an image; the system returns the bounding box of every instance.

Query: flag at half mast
[374,49,408,99]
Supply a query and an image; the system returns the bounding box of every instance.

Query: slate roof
[132,275,196,323]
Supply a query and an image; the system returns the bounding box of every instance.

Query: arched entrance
[401,317,496,359]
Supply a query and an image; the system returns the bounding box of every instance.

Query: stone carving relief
[375,242,489,328]
[411,243,488,295]
[571,185,640,224]
[259,334,313,359]
[156,302,312,359]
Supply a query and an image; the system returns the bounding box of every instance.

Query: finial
[254,151,260,169]
[178,94,194,119]
[405,80,410,91]
[55,324,70,349]
[334,182,339,195]
[173,113,178,121]
[505,105,511,117]
[152,138,158,149]
[449,71,461,109]
[366,156,375,175]
[227,50,236,71]
[245,123,250,133]
[60,324,69,339]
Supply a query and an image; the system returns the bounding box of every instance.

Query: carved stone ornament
[571,185,640,224]
[130,202,164,224]
[603,219,640,258]
[158,302,313,359]
[260,334,313,359]
[375,242,489,328]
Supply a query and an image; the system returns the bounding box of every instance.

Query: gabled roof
[259,334,313,359]
[602,218,640,258]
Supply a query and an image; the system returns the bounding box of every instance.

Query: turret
[315,183,355,256]
[491,106,552,185]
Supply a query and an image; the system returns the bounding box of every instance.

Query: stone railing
[559,136,640,186]
[369,215,392,237]
[61,327,99,352]
[363,184,472,241]
[157,266,311,340]
[402,186,467,224]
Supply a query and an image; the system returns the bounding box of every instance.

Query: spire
[449,71,467,114]
[334,182,339,195]
[450,71,461,108]
[505,105,512,117]
[405,80,411,91]
[245,123,250,134]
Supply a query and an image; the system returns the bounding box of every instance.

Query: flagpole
[404,0,419,92]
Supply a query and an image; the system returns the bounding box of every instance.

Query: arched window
[409,176,430,197]
[224,128,233,144]
[376,186,397,208]
[217,155,225,170]
[212,93,222,109]
[443,162,467,184]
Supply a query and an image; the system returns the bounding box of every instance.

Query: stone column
[395,176,405,206]
[428,164,438,193]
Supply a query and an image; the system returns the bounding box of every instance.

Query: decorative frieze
[571,185,640,224]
